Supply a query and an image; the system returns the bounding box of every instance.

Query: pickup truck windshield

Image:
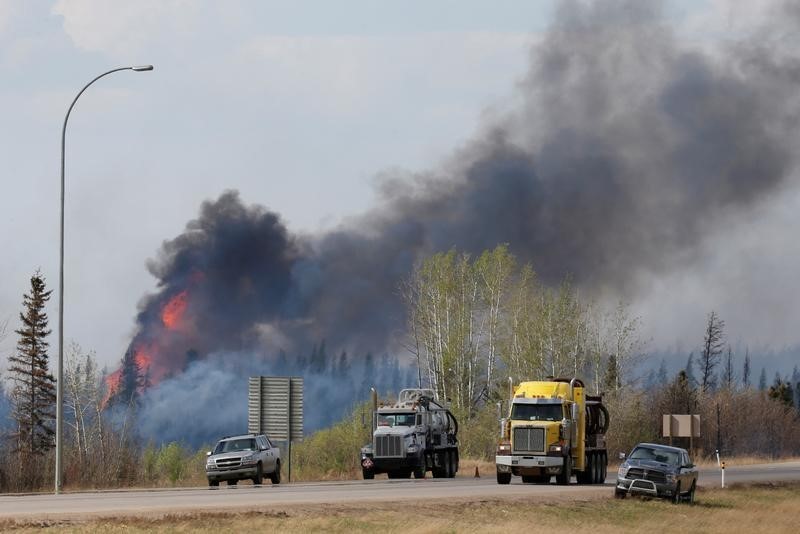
[630,446,680,465]
[511,403,563,421]
[377,413,416,427]
[214,438,256,454]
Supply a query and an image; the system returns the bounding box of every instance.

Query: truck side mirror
[499,418,507,438]
[206,451,211,456]
[618,452,626,460]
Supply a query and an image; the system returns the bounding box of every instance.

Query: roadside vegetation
[1,247,799,492]
[2,482,798,533]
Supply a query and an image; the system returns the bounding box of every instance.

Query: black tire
[443,450,452,478]
[497,471,512,485]
[600,452,608,483]
[449,449,458,477]
[672,482,682,504]
[592,452,601,484]
[208,479,219,487]
[577,454,592,484]
[227,479,238,486]
[556,456,572,485]
[432,452,446,478]
[362,467,375,480]
[687,481,696,504]
[269,461,281,484]
[614,488,627,499]
[253,463,263,485]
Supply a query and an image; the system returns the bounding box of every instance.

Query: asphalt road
[1,461,798,520]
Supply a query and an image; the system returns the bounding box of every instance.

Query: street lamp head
[131,65,154,71]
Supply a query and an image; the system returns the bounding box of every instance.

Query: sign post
[248,376,304,482]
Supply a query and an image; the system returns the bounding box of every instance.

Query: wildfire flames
[161,290,188,330]
[102,290,191,407]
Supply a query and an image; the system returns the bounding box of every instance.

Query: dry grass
[1,482,798,533]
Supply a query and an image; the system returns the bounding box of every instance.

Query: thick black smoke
[135,1,800,444]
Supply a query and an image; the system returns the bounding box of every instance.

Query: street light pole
[57,65,153,494]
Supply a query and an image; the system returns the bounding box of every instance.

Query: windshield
[214,438,257,454]
[377,413,416,427]
[511,403,563,422]
[629,446,680,465]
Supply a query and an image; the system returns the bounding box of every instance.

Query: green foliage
[154,442,189,485]
[292,402,373,480]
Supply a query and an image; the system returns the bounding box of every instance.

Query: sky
[1,0,799,375]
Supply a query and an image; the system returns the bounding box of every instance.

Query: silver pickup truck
[616,443,698,503]
[206,434,281,486]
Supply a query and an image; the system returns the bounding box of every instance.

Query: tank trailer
[361,388,459,479]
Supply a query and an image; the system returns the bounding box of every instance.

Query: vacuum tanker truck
[495,377,609,485]
[360,388,459,479]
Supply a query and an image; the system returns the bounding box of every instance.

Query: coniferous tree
[742,350,751,388]
[7,271,56,456]
[685,353,697,386]
[758,367,767,391]
[768,375,794,408]
[108,347,143,408]
[657,359,669,386]
[698,311,725,392]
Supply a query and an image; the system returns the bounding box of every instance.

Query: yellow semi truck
[495,377,609,485]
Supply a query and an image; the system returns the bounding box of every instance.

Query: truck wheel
[687,481,696,504]
[556,456,572,485]
[672,482,682,504]
[253,463,263,485]
[269,461,281,484]
[208,479,219,487]
[447,450,456,478]
[432,452,446,478]
[362,467,375,480]
[577,454,591,484]
[497,471,512,485]
[601,452,608,482]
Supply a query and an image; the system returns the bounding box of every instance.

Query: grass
[1,482,798,533]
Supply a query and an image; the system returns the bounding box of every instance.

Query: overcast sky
[2,0,798,373]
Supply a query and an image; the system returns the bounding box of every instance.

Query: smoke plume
[120,1,800,444]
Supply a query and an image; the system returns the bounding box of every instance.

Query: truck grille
[513,427,545,453]
[214,457,242,470]
[626,468,667,484]
[375,435,404,457]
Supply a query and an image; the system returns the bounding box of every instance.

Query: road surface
[1,461,798,520]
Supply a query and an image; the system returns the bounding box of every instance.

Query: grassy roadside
[2,482,798,533]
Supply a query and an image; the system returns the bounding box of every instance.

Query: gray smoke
[133,0,800,444]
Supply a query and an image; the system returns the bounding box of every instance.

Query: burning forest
[103,1,800,445]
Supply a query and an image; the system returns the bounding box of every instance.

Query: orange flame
[161,290,188,330]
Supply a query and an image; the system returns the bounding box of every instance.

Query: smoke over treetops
[112,1,800,443]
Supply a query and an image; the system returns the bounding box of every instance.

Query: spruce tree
[7,271,56,456]
[108,346,143,407]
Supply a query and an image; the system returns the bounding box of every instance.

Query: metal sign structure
[248,376,304,481]
[662,414,700,451]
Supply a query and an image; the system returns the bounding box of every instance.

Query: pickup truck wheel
[269,461,281,484]
[497,471,512,485]
[672,482,682,504]
[363,467,375,480]
[253,463,263,485]
[208,479,219,487]
[687,481,696,504]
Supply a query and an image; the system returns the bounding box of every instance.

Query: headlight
[549,444,563,453]
[618,465,628,477]
[206,459,215,468]
[666,473,676,483]
[241,454,256,464]
[497,442,511,453]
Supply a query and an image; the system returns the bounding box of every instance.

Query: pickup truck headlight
[241,454,256,465]
[618,465,629,478]
[666,473,676,483]
[206,459,215,468]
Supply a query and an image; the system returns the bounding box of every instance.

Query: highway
[1,461,798,520]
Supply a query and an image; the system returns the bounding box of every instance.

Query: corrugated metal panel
[247,376,303,442]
